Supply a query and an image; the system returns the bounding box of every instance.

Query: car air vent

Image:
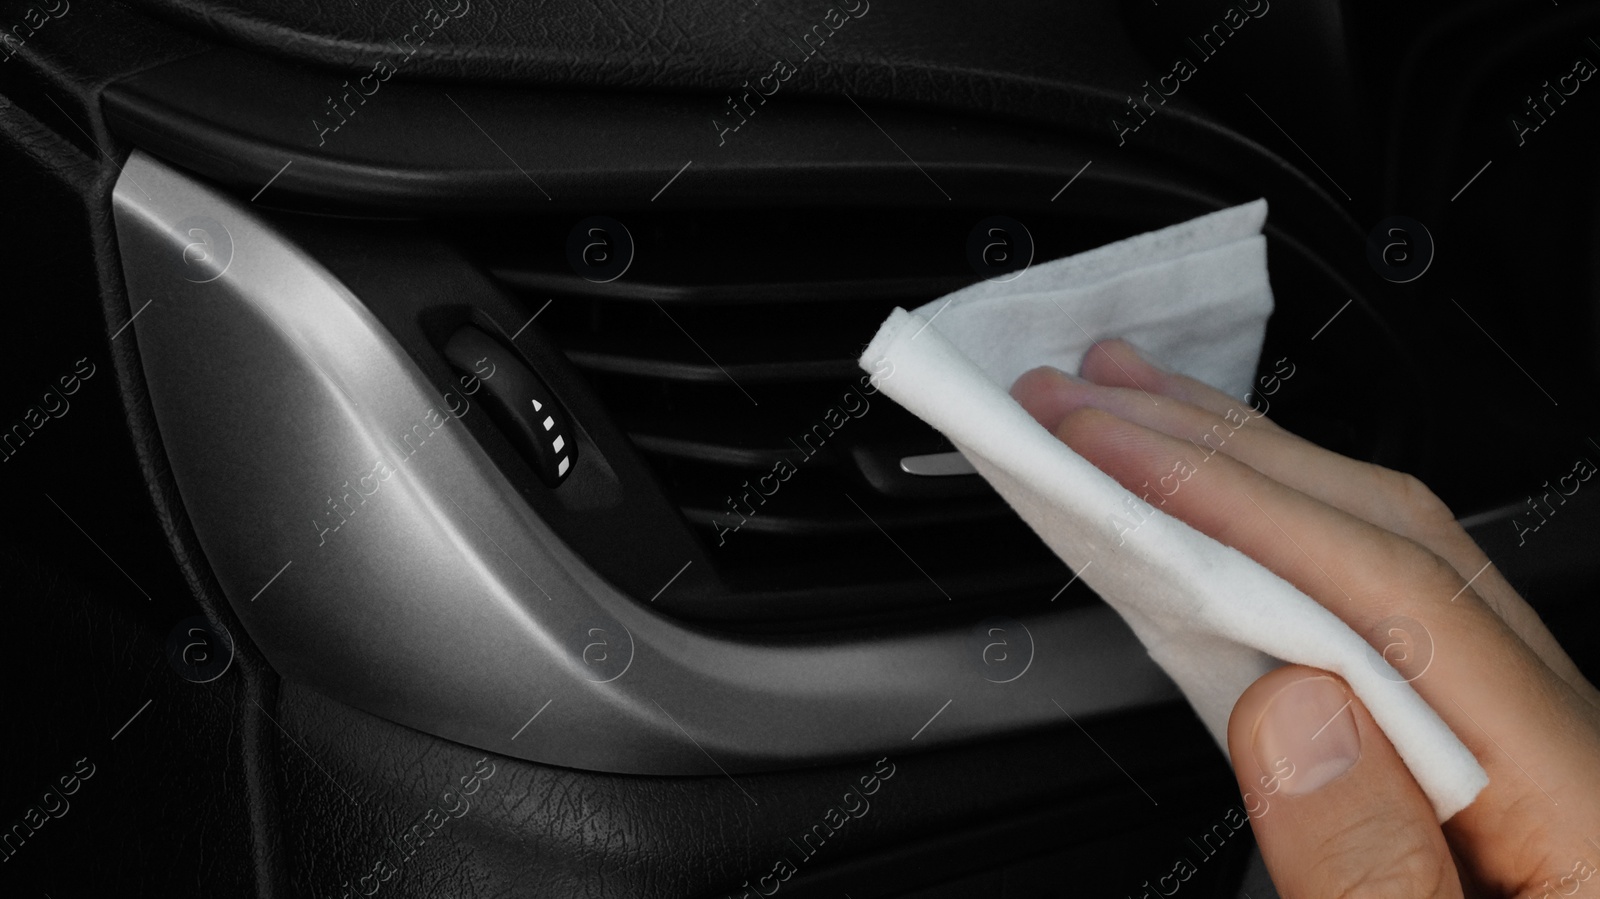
[447,207,1164,621]
[452,204,1418,627]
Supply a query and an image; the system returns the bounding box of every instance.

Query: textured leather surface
[0,1,208,160]
[117,0,1144,94]
[0,3,1323,896]
[110,0,1343,212]
[12,0,1600,896]
[0,539,262,896]
[0,96,264,896]
[273,678,1240,899]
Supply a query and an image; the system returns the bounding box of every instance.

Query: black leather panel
[106,0,1351,227]
[117,0,1141,95]
[9,1,1600,897]
[0,97,265,896]
[272,678,1243,899]
[5,7,1281,896]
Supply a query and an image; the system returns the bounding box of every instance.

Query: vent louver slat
[467,208,1144,622]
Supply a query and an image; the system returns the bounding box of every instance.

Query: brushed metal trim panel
[112,151,1179,774]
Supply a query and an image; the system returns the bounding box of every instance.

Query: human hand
[1010,340,1600,898]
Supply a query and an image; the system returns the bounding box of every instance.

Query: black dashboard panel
[5,0,1600,896]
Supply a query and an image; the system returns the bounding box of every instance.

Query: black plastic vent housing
[458,203,1417,627]
[96,45,1426,629]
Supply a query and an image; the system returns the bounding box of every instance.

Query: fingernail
[1008,366,1085,402]
[1083,340,1166,389]
[1041,365,1083,381]
[1106,339,1165,371]
[1252,675,1361,796]
[1011,365,1092,431]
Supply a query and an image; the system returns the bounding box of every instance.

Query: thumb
[1227,666,1464,899]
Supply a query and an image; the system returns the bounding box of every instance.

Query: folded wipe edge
[918,238,1274,400]
[924,200,1270,309]
[859,308,1489,822]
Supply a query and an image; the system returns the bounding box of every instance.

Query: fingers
[1047,402,1523,671]
[1013,365,1600,893]
[1015,352,1457,561]
[1079,339,1286,432]
[1229,666,1461,899]
[1013,362,1395,532]
[1064,342,1492,557]
[1012,352,1597,703]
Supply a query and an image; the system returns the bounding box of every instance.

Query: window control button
[444,325,576,487]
